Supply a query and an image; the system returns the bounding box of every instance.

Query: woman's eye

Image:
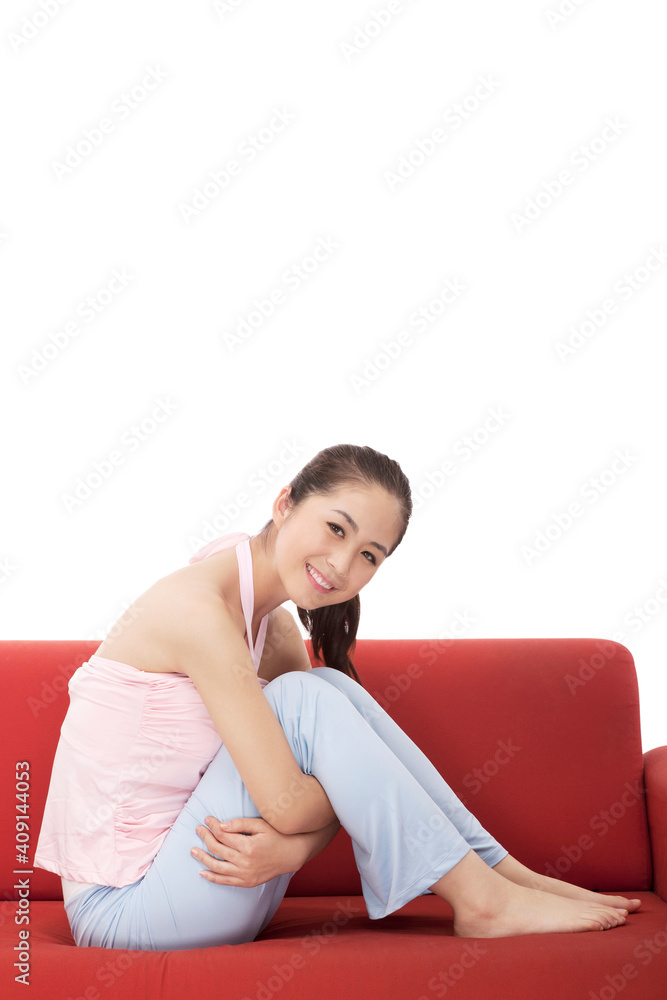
[328,523,376,565]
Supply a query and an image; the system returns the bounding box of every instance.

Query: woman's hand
[190,815,340,888]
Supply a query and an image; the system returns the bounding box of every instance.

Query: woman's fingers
[198,815,270,857]
[190,814,288,887]
[191,841,262,887]
[192,846,225,869]
[192,820,261,872]
[206,815,270,836]
[195,824,239,861]
[198,870,255,886]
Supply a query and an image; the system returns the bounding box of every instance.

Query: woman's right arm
[170,595,336,836]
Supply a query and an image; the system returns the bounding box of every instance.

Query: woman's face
[273,484,403,610]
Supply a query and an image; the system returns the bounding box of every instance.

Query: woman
[35,443,640,949]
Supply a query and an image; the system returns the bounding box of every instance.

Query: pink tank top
[35,533,269,899]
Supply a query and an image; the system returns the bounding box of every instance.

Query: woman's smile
[305,562,337,593]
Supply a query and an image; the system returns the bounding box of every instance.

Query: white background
[1,0,665,750]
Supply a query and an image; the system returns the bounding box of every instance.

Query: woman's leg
[306,668,639,931]
[263,671,478,920]
[66,670,479,950]
[64,735,294,950]
[308,666,507,870]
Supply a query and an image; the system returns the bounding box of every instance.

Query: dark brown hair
[257,444,412,683]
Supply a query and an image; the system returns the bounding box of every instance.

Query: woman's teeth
[307,563,334,590]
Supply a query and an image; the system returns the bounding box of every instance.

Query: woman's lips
[306,563,336,594]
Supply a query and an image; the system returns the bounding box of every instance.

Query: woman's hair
[257,444,412,683]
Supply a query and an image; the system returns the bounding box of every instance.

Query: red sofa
[2,637,666,999]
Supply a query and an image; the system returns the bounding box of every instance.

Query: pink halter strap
[188,532,268,669]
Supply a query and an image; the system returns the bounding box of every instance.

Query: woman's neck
[246,534,290,628]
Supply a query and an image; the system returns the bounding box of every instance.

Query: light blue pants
[64,667,507,950]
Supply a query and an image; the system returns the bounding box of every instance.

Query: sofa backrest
[0,638,652,904]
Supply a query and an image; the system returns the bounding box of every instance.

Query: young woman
[35,444,640,950]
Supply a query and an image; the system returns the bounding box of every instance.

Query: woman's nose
[326,558,348,587]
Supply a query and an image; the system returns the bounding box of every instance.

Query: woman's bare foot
[492,855,642,914]
[430,850,629,938]
[452,880,629,938]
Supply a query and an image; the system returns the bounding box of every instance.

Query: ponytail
[297,596,361,683]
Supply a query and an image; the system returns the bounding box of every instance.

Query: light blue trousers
[64,667,507,950]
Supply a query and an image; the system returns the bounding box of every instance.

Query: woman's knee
[309,665,357,691]
[310,666,376,709]
[266,668,334,693]
[263,668,351,715]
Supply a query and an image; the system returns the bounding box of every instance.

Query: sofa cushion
[3,893,667,999]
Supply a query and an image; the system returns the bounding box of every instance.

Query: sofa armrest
[644,746,667,902]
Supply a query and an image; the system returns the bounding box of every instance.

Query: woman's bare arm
[171,596,336,835]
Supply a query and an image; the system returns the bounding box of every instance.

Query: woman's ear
[272,485,293,528]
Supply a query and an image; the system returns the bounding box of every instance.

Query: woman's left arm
[191,815,341,888]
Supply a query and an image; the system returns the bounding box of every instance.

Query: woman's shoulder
[96,559,245,674]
